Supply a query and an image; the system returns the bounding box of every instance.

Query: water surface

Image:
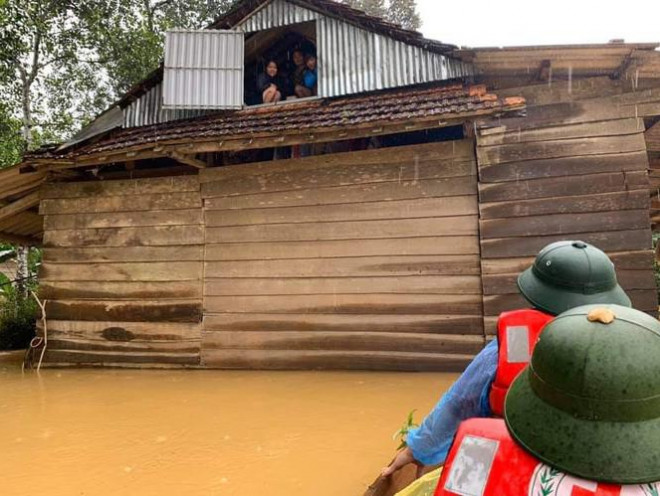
[0,354,456,495]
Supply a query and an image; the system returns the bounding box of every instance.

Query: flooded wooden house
[3,0,660,369]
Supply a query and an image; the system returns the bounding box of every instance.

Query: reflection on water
[0,353,456,496]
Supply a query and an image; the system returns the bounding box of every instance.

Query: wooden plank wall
[644,121,660,228]
[476,111,658,334]
[38,176,203,367]
[200,141,484,371]
[649,153,660,228]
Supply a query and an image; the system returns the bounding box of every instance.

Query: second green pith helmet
[505,304,660,484]
[517,240,631,316]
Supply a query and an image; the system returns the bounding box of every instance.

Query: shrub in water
[0,285,37,350]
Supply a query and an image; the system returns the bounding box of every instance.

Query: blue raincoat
[405,339,498,466]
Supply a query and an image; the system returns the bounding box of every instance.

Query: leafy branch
[392,409,418,450]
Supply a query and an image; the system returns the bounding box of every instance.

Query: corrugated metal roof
[317,17,471,98]
[213,0,456,53]
[237,0,320,32]
[123,82,215,127]
[58,106,124,151]
[116,0,461,111]
[124,1,472,127]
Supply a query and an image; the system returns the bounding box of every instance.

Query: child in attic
[295,54,318,98]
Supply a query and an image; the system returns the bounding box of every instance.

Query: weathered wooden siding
[38,176,204,367]
[476,106,657,334]
[644,120,660,229]
[200,141,484,371]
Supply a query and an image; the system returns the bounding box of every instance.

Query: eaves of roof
[23,82,525,167]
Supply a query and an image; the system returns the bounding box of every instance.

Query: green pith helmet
[517,240,631,316]
[505,304,660,484]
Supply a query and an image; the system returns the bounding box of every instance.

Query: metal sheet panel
[318,17,473,98]
[60,106,123,150]
[237,0,319,33]
[123,84,213,128]
[163,30,244,109]
[124,84,162,127]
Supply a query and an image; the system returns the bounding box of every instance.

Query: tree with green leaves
[77,0,234,96]
[0,104,23,170]
[0,0,106,148]
[0,0,101,299]
[0,0,233,147]
[386,0,420,31]
[0,242,39,350]
[342,0,421,31]
[344,0,386,20]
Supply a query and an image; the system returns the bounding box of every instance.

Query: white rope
[24,291,48,372]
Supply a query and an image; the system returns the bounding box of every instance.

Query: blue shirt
[405,339,498,466]
[303,68,317,89]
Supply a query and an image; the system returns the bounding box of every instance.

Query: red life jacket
[434,418,660,496]
[488,309,553,416]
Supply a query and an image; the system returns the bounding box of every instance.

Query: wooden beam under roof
[166,152,207,169]
[0,231,42,247]
[0,191,41,224]
[31,105,529,172]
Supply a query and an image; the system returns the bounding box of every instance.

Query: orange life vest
[488,309,553,416]
[434,418,660,496]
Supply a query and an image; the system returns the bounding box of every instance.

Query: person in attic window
[294,54,317,98]
[257,60,283,103]
[289,49,306,97]
[304,55,318,94]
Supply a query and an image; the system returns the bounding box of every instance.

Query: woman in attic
[257,60,284,103]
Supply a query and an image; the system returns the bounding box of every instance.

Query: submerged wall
[37,141,485,370]
[34,86,660,367]
[198,141,483,371]
[38,176,204,366]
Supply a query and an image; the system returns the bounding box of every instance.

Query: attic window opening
[244,22,318,106]
[162,23,318,111]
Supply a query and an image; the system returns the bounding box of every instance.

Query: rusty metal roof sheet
[26,83,523,162]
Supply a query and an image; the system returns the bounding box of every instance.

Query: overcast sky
[417,0,660,48]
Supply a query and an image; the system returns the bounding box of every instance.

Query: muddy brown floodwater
[0,353,456,496]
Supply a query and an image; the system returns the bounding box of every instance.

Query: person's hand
[381,446,424,478]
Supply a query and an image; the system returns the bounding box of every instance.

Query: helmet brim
[505,369,660,484]
[517,267,631,316]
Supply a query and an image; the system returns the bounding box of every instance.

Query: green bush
[0,244,41,350]
[0,284,38,350]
